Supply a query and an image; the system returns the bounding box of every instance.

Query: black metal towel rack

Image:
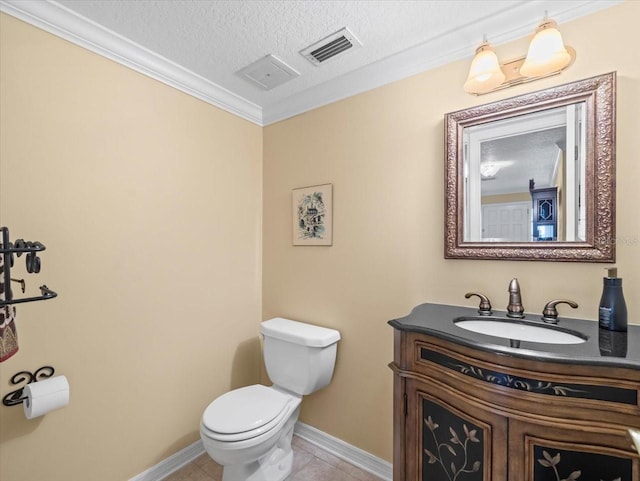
[1,226,58,306]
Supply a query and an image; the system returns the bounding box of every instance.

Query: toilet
[200,317,341,481]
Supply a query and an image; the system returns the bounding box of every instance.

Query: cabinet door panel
[510,419,639,481]
[406,379,508,481]
[532,444,632,481]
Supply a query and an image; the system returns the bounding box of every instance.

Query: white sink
[454,317,587,344]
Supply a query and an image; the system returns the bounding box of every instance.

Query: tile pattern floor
[163,435,384,481]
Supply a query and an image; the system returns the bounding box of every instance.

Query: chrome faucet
[506,278,525,318]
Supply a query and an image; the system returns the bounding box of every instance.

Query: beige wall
[1,2,639,479]
[0,14,263,481]
[263,1,639,463]
[482,192,531,205]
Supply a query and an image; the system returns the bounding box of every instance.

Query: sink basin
[454,316,588,345]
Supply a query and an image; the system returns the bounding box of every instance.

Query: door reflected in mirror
[463,103,586,243]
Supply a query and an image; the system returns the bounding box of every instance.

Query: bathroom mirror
[444,72,616,261]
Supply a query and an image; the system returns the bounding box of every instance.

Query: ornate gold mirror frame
[445,72,616,262]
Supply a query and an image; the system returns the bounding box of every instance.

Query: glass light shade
[464,42,506,94]
[520,20,571,77]
[480,162,500,179]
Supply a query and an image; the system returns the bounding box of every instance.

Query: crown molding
[262,0,622,125]
[0,0,263,125]
[1,0,622,127]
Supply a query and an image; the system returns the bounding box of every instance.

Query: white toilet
[200,317,341,481]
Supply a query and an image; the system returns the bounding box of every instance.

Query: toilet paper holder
[2,365,55,407]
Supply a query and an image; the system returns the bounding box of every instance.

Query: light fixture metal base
[470,46,576,96]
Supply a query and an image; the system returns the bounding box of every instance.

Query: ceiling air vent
[301,27,362,66]
[236,54,300,91]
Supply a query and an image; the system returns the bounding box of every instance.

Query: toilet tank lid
[260,318,341,347]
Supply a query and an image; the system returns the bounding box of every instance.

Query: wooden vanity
[389,303,640,481]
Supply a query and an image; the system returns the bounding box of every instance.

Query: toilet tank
[260,318,340,396]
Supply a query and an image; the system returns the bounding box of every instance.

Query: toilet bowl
[201,385,301,481]
[200,318,340,481]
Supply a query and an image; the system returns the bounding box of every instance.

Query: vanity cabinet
[391,329,640,481]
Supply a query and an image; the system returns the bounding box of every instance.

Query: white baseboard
[294,422,393,481]
[128,440,205,481]
[128,423,393,481]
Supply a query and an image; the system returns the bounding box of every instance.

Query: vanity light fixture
[464,12,576,96]
[463,36,505,94]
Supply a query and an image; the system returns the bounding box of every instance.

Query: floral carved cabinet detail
[391,329,639,481]
[422,398,483,480]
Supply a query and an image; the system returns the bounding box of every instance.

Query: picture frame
[292,183,333,246]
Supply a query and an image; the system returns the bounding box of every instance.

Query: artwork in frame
[292,183,333,246]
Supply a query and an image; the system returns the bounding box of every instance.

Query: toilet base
[222,450,293,481]
[221,421,296,481]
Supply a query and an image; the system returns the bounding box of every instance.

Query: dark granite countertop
[389,303,640,369]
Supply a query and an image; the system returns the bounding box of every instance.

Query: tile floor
[162,435,384,481]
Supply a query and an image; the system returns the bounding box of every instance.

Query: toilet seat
[202,385,298,442]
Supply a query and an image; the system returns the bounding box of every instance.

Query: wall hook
[1,226,57,306]
[11,278,26,293]
[2,366,55,407]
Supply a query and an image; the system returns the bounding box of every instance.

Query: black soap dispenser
[598,267,628,332]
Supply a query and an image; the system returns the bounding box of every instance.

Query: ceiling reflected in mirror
[479,126,565,193]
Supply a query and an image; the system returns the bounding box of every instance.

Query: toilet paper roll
[23,375,69,419]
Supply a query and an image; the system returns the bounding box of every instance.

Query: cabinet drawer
[408,335,640,423]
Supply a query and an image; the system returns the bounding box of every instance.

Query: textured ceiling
[54,0,520,107]
[3,0,621,124]
[481,127,566,196]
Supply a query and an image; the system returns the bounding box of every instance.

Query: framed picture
[292,183,333,246]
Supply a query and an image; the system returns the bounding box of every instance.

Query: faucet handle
[465,292,493,316]
[542,299,578,323]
